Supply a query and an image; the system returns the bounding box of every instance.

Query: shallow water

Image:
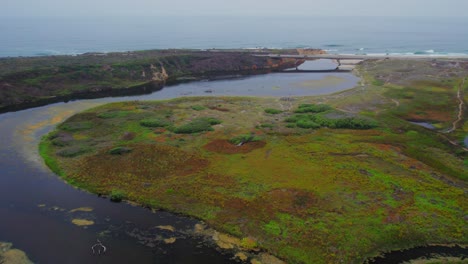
[410,121,436,130]
[0,70,358,263]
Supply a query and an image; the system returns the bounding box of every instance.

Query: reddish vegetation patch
[209,106,230,112]
[407,110,452,122]
[201,174,238,188]
[75,144,208,185]
[375,144,401,152]
[153,128,166,134]
[204,139,266,154]
[258,188,320,215]
[153,135,167,143]
[121,132,136,140]
[217,188,321,225]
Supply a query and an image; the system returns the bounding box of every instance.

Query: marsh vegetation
[39,59,468,263]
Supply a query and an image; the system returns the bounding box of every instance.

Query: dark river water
[0,69,360,263]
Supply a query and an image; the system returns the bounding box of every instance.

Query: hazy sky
[3,0,468,17]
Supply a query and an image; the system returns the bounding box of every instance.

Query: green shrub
[140,118,170,127]
[285,113,377,130]
[264,108,283,114]
[108,147,132,155]
[229,134,261,145]
[284,115,303,123]
[172,117,221,134]
[296,119,320,129]
[110,189,126,202]
[331,117,378,129]
[294,104,332,113]
[191,105,206,111]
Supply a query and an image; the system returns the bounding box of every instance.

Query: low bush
[294,104,332,113]
[110,189,126,202]
[264,108,283,114]
[172,117,221,134]
[297,119,321,129]
[285,113,378,130]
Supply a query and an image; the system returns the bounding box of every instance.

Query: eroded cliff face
[0,50,311,111]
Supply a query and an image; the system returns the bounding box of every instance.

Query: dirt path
[446,78,465,133]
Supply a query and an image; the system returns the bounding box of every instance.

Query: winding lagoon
[0,70,359,263]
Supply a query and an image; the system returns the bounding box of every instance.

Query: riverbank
[39,57,468,263]
[0,49,321,113]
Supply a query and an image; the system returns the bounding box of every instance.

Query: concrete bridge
[273,55,364,72]
[259,53,468,73]
[256,53,468,61]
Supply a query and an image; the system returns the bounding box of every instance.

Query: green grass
[39,138,64,176]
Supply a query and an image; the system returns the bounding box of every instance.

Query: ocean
[1,15,467,57]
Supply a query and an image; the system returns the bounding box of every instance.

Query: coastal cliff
[0,49,308,112]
